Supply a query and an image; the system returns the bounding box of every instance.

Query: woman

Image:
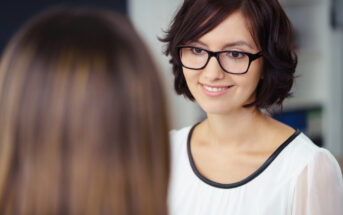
[0,8,169,215]
[161,0,343,214]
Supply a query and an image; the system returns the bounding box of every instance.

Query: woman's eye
[191,47,205,55]
[228,51,244,59]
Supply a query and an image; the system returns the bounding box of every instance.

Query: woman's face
[182,10,263,115]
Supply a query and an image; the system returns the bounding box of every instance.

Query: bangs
[178,1,260,50]
[176,1,241,45]
[182,9,228,43]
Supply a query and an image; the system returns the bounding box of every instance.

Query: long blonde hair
[0,8,169,215]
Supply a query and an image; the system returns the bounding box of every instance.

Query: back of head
[0,8,169,215]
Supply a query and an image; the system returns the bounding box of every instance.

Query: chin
[199,103,237,116]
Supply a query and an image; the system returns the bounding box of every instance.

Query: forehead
[196,11,257,50]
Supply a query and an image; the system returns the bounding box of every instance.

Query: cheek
[182,70,197,95]
[182,69,190,82]
[182,69,198,86]
[247,62,263,86]
[234,65,262,95]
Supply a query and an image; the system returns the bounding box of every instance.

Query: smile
[203,85,228,92]
[200,83,233,97]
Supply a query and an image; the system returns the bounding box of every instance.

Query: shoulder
[289,132,339,167]
[289,133,343,214]
[169,126,193,143]
[169,125,193,154]
[287,132,322,162]
[286,132,343,184]
[168,125,195,170]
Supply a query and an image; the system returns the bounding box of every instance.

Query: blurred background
[1,0,342,164]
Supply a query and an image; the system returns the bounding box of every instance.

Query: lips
[200,83,233,97]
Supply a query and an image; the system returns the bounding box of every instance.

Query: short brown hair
[161,0,297,109]
[0,8,169,215]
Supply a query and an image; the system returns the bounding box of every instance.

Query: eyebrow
[191,40,254,50]
[223,41,254,50]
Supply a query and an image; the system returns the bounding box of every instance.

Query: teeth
[203,85,227,92]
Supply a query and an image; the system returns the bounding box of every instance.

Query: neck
[203,107,267,148]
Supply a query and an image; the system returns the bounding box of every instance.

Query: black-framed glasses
[177,46,263,74]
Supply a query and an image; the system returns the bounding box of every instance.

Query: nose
[201,56,225,81]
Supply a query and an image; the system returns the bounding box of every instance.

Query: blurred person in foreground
[0,8,169,215]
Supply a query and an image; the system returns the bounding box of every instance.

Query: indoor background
[1,0,342,166]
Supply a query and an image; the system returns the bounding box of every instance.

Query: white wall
[128,0,202,130]
[329,29,343,157]
[281,0,343,157]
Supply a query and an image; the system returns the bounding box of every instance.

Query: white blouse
[168,125,343,215]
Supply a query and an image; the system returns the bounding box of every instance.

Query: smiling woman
[161,0,343,215]
[182,10,265,114]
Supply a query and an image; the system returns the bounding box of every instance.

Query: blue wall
[0,0,127,52]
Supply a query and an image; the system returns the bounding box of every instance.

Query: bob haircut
[0,8,169,215]
[161,0,298,109]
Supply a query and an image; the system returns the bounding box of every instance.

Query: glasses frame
[177,46,263,75]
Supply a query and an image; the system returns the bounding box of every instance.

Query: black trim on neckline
[187,123,301,189]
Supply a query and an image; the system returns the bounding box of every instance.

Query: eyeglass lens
[180,47,250,74]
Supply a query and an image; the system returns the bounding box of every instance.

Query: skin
[183,10,295,184]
